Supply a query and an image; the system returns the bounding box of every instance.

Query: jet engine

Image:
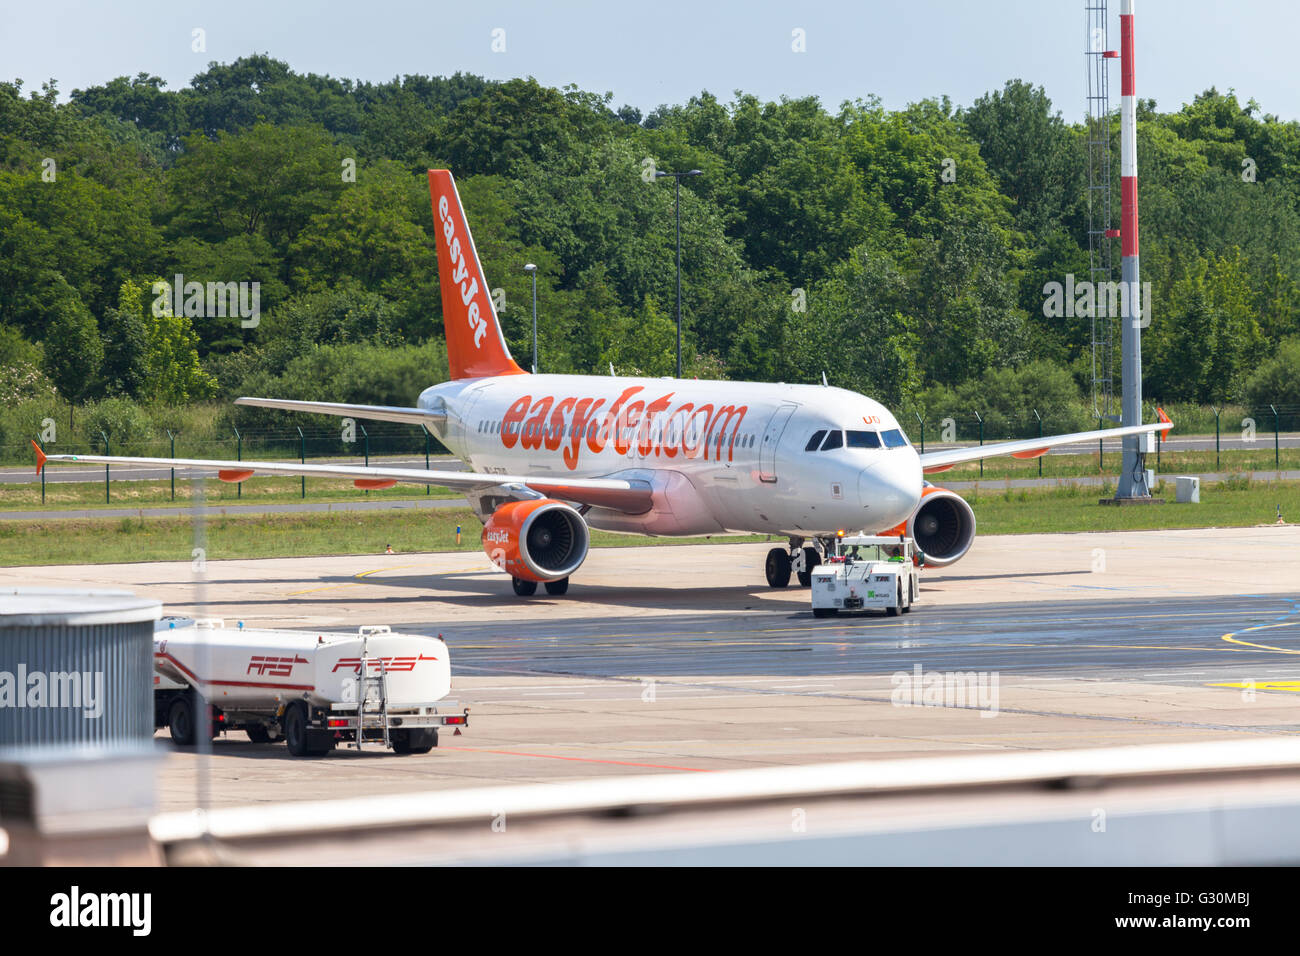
[880,486,977,567]
[482,499,589,582]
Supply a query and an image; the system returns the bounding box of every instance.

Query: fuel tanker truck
[153,619,468,757]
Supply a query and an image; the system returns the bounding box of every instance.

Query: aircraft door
[456,383,491,455]
[758,403,797,482]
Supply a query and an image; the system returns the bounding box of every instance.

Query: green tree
[960,80,1082,236]
[288,160,438,336]
[1242,337,1300,409]
[43,288,103,407]
[114,278,217,404]
[167,123,345,255]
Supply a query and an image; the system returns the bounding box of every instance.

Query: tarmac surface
[4,526,1299,812]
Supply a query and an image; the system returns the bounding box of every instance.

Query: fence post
[1032,409,1043,477]
[297,426,306,499]
[359,423,369,494]
[35,437,45,504]
[974,412,984,478]
[422,425,431,495]
[913,411,925,454]
[167,429,176,500]
[1098,415,1104,471]
[233,427,242,499]
[1154,402,1160,471]
[100,431,110,503]
[1271,404,1280,470]
[1212,408,1220,471]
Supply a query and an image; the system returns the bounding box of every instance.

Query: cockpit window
[882,428,907,448]
[846,430,882,449]
[805,430,827,452]
[820,430,843,451]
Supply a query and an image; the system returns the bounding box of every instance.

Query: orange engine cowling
[879,486,977,567]
[482,499,590,582]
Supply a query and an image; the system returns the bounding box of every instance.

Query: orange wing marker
[1156,406,1173,432]
[31,439,46,475]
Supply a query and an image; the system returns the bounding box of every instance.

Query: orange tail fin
[427,170,525,380]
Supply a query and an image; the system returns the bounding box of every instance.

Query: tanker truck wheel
[391,728,437,755]
[245,723,271,744]
[168,690,218,746]
[168,694,196,746]
[284,702,332,757]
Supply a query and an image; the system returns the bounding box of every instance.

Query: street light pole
[523,263,538,373]
[654,169,702,379]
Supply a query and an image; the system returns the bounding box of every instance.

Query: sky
[3,0,1298,122]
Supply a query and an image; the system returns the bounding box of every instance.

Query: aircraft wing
[233,397,446,428]
[30,442,652,514]
[918,410,1173,474]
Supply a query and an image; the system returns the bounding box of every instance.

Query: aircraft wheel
[796,546,820,587]
[512,577,538,596]
[765,548,791,588]
[544,577,569,596]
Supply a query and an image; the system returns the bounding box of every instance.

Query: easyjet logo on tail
[437,194,487,348]
[427,170,525,380]
[499,385,748,471]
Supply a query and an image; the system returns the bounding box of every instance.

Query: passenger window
[882,429,907,448]
[805,430,827,452]
[820,430,843,451]
[846,430,882,449]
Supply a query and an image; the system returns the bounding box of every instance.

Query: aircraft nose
[859,456,922,526]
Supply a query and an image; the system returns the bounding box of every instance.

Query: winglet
[31,439,46,475]
[1156,406,1173,431]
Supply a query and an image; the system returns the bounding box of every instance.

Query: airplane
[33,169,1174,597]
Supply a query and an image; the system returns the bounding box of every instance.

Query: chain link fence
[5,404,1299,504]
[8,423,451,504]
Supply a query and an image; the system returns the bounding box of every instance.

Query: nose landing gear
[766,537,831,588]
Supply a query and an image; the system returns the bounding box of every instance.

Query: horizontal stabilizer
[234,397,445,428]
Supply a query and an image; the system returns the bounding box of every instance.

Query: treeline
[2,55,1300,447]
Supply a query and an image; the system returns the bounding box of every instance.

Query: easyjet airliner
[34,170,1173,596]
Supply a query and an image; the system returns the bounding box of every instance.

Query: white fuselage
[420,374,923,538]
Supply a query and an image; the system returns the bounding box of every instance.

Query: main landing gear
[511,576,570,596]
[765,537,833,589]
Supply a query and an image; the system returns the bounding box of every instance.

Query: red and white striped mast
[1115,0,1150,498]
